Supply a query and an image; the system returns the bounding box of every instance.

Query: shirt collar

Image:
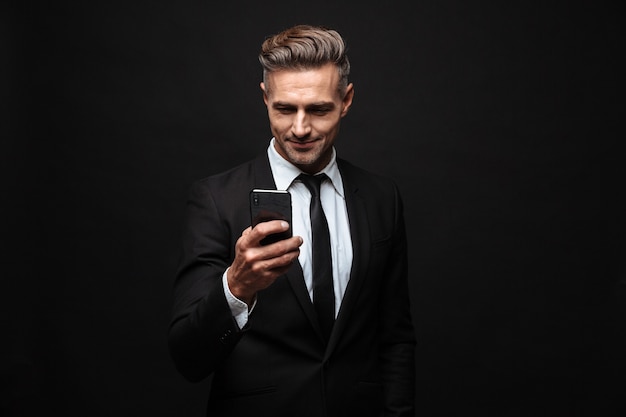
[267,138,344,197]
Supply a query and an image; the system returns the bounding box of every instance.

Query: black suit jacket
[169,153,416,417]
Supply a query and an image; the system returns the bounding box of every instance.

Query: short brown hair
[259,24,351,94]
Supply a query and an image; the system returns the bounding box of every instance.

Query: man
[169,24,416,416]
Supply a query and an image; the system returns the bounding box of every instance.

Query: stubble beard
[281,139,330,172]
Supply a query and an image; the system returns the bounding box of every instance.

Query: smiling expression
[261,63,354,174]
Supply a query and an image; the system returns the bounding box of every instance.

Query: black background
[3,1,624,416]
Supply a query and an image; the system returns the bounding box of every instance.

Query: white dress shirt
[223,138,353,328]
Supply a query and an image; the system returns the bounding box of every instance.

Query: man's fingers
[243,237,301,265]
[250,249,300,278]
[248,220,291,244]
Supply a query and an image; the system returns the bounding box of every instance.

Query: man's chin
[285,147,319,164]
[289,156,318,168]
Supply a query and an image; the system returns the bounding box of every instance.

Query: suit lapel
[252,153,277,190]
[326,161,371,355]
[285,261,324,339]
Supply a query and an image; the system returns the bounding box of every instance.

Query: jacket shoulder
[337,158,400,193]
[190,153,271,192]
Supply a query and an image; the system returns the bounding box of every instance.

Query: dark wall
[3,1,624,416]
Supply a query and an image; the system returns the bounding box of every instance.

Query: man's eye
[276,107,294,114]
[311,109,330,115]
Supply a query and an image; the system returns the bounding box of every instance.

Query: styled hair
[259,24,351,94]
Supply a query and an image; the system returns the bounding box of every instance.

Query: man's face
[261,63,354,174]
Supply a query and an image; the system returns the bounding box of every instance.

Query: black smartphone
[249,189,293,245]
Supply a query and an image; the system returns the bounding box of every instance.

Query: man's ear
[260,82,268,105]
[341,83,354,117]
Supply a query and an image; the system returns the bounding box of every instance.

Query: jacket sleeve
[168,179,245,382]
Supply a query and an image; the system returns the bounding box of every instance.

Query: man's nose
[291,110,311,138]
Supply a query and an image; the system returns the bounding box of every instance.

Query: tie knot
[298,173,327,197]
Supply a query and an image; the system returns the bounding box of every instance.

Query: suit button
[219,329,232,344]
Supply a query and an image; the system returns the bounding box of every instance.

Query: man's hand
[227,220,302,305]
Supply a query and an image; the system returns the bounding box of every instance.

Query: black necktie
[298,173,334,342]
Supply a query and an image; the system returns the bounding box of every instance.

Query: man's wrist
[226,271,255,306]
[222,270,253,328]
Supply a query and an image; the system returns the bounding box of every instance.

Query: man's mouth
[289,139,318,149]
[287,137,319,145]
